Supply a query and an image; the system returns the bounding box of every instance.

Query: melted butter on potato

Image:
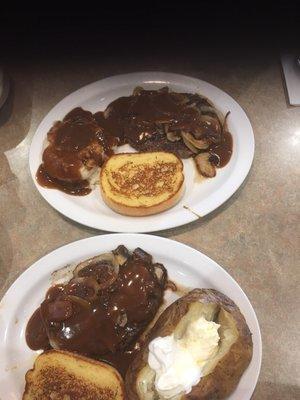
[181,317,220,366]
[148,317,220,399]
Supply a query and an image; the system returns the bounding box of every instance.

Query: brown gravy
[25,248,167,377]
[36,88,233,196]
[36,107,114,195]
[26,308,51,351]
[210,130,233,168]
[37,165,91,196]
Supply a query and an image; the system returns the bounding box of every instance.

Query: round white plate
[29,72,254,232]
[0,234,261,399]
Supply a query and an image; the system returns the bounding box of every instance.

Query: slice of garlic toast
[100,151,184,216]
[23,350,125,400]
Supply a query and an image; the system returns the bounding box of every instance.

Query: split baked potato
[126,289,253,400]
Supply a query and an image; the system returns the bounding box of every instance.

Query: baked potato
[125,289,253,400]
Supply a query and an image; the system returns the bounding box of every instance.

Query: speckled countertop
[0,54,299,399]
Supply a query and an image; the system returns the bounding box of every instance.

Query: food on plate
[36,107,117,195]
[100,151,184,216]
[194,153,217,178]
[99,87,232,165]
[23,350,125,400]
[24,246,254,398]
[26,246,167,377]
[126,288,253,400]
[36,87,233,196]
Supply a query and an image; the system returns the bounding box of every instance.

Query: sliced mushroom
[132,248,153,263]
[194,153,216,178]
[166,130,182,142]
[113,245,130,266]
[181,131,210,150]
[182,115,221,141]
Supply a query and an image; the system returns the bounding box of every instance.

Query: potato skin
[125,289,253,400]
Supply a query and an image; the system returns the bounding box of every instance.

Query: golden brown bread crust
[100,152,184,216]
[101,182,184,217]
[23,350,126,400]
[125,289,253,400]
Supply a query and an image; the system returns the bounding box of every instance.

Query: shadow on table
[0,223,13,297]
[0,74,33,151]
[252,381,300,399]
[0,76,14,128]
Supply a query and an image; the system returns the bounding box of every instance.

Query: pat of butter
[181,317,220,367]
[148,317,220,399]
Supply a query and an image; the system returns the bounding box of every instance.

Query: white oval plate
[0,234,261,399]
[29,72,254,233]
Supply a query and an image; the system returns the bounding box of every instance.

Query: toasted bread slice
[23,350,125,400]
[100,152,184,216]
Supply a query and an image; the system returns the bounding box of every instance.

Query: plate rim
[0,233,262,399]
[29,71,255,232]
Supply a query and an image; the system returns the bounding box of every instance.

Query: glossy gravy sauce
[37,164,92,196]
[36,89,233,195]
[36,108,115,195]
[210,130,233,168]
[26,250,166,377]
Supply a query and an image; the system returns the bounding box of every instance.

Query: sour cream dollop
[148,317,220,399]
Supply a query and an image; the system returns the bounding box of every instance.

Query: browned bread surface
[100,151,184,216]
[23,350,125,400]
